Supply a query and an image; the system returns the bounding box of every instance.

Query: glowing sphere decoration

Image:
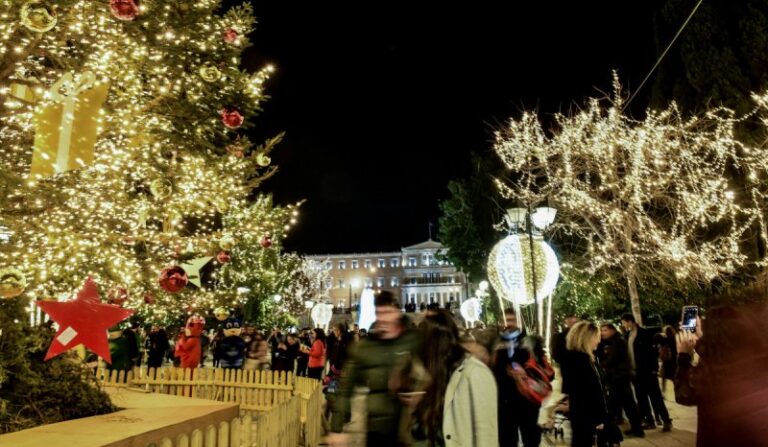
[310,303,333,328]
[460,298,483,324]
[487,234,560,306]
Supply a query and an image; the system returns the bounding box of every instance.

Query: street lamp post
[503,205,557,335]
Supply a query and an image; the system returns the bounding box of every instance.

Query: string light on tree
[493,74,768,324]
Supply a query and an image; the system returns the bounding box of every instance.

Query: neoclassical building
[306,239,468,310]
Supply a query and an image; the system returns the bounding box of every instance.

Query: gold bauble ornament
[150,179,173,200]
[219,234,235,251]
[199,63,221,83]
[255,153,271,167]
[0,268,27,298]
[20,1,57,33]
[214,307,229,321]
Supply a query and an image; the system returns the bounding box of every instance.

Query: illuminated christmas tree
[494,76,768,325]
[0,0,295,316]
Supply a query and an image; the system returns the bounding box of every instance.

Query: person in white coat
[410,310,499,447]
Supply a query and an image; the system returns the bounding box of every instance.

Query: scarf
[501,329,522,360]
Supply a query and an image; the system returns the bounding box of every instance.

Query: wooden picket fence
[295,376,323,446]
[97,367,323,447]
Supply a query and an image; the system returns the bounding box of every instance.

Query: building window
[408,257,417,267]
[326,279,333,290]
[338,279,345,288]
[365,278,374,288]
[376,277,384,288]
[351,260,359,269]
[391,277,399,287]
[338,260,346,270]
[390,258,399,267]
[378,259,386,268]
[364,259,372,269]
[325,261,332,270]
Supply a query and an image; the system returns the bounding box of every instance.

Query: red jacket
[175,335,201,369]
[308,340,326,368]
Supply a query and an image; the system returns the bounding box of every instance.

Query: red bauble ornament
[36,278,134,363]
[143,293,155,304]
[216,251,231,264]
[109,0,140,21]
[260,235,272,249]
[158,265,188,293]
[223,28,239,44]
[220,107,244,129]
[107,287,129,306]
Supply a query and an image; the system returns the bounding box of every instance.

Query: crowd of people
[102,290,768,447]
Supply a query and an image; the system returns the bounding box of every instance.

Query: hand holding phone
[680,305,699,333]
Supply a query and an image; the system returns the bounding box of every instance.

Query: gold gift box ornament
[29,71,109,178]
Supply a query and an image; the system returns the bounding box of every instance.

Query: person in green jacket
[328,291,420,447]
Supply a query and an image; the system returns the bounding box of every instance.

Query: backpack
[515,356,554,405]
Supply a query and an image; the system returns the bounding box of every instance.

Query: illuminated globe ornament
[0,268,27,298]
[310,303,333,328]
[487,234,560,306]
[20,1,57,33]
[460,298,483,325]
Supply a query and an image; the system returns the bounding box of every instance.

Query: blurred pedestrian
[410,310,498,446]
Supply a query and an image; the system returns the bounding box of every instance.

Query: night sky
[241,1,660,254]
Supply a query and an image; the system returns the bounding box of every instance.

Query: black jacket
[626,326,659,375]
[566,350,609,431]
[598,332,632,382]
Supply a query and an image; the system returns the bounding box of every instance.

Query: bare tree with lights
[494,78,768,324]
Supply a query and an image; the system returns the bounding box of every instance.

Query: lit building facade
[306,239,468,310]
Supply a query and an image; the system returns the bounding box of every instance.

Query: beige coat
[442,355,499,447]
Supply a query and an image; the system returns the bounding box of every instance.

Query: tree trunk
[627,274,643,326]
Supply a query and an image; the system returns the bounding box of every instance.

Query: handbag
[514,356,554,405]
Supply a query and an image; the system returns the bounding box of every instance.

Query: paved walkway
[324,384,697,446]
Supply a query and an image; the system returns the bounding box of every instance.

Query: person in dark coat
[566,321,617,447]
[492,308,539,447]
[675,302,768,447]
[599,323,644,437]
[145,325,170,368]
[621,313,671,431]
[550,315,578,395]
[296,328,311,377]
[658,325,677,394]
[272,333,300,372]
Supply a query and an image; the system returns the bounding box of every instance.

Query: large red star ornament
[36,277,134,364]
